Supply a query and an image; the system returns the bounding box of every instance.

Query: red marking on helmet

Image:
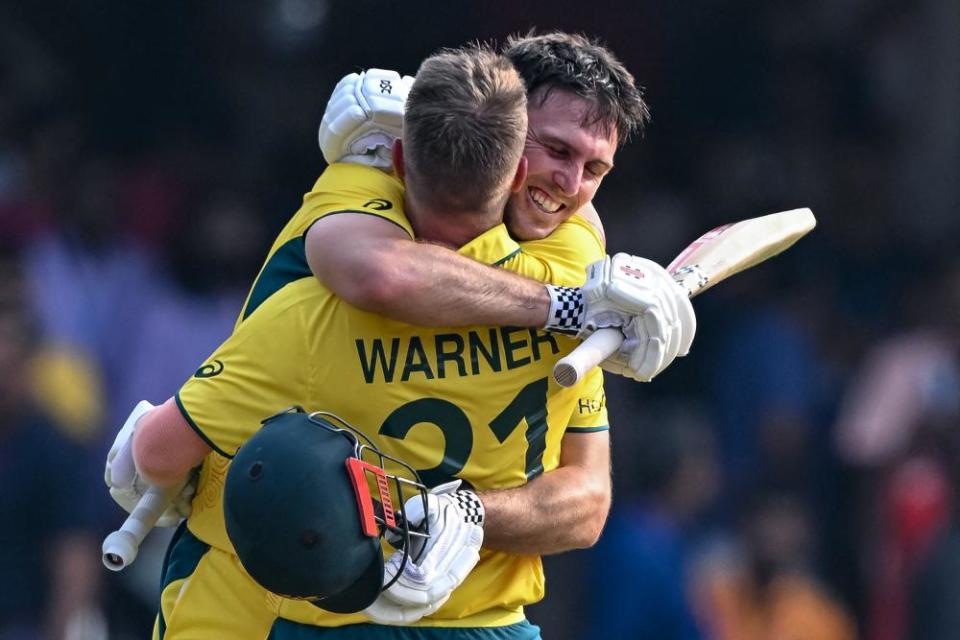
[345,458,396,536]
[375,472,396,528]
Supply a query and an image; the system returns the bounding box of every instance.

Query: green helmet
[224,406,429,613]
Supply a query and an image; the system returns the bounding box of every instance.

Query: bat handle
[102,484,169,571]
[553,328,624,387]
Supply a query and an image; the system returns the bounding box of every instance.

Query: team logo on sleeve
[194,359,225,378]
[363,198,393,211]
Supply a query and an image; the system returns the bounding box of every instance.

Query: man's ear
[510,156,528,193]
[392,140,405,180]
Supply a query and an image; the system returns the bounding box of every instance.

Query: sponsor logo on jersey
[578,393,606,414]
[194,359,225,378]
[363,198,393,211]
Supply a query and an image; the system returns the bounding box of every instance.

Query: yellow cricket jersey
[177,163,608,628]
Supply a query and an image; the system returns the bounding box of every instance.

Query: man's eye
[586,165,606,178]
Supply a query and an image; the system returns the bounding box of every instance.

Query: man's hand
[104,400,196,527]
[545,253,696,381]
[318,69,413,170]
[588,254,696,381]
[364,481,484,625]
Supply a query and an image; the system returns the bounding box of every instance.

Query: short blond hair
[403,45,528,215]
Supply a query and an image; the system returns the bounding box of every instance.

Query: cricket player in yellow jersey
[104,35,696,640]
[176,161,610,636]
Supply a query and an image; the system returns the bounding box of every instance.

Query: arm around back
[479,429,612,555]
[305,213,551,327]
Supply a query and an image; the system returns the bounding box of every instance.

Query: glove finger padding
[601,317,665,382]
[364,590,451,626]
[318,69,411,169]
[381,520,482,606]
[356,69,410,129]
[578,254,687,340]
[381,493,483,606]
[377,483,483,609]
[104,400,153,486]
[674,294,696,356]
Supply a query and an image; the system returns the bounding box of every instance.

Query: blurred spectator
[114,189,266,413]
[0,254,104,639]
[835,258,960,640]
[20,155,164,438]
[835,258,960,467]
[583,412,717,640]
[692,494,857,640]
[0,2,957,637]
[705,274,823,510]
[907,413,960,640]
[101,191,266,619]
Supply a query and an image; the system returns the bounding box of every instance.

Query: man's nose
[553,164,583,197]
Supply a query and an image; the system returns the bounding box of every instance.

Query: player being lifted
[105,35,695,639]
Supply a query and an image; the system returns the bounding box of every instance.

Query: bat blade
[667,208,816,296]
[552,208,816,387]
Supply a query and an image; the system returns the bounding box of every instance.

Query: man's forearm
[307,215,553,328]
[368,241,551,327]
[478,461,611,556]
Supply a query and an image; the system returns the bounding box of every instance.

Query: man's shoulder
[311,163,405,209]
[533,214,605,256]
[292,163,412,237]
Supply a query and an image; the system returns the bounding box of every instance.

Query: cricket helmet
[224,406,429,613]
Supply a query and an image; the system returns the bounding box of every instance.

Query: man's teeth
[530,188,563,213]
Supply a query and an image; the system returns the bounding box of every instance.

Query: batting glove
[545,253,696,381]
[104,400,197,527]
[364,480,484,625]
[318,69,413,170]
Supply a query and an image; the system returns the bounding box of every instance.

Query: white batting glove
[364,481,484,625]
[104,400,196,527]
[318,69,413,170]
[595,254,695,381]
[545,253,696,381]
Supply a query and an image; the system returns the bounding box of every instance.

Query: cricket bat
[552,208,816,387]
[102,484,171,571]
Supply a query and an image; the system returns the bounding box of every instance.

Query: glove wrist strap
[454,490,485,526]
[543,285,584,336]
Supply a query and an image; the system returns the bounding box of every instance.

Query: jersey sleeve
[237,163,412,326]
[457,214,606,285]
[506,215,606,286]
[565,368,609,432]
[176,299,313,457]
[296,163,413,237]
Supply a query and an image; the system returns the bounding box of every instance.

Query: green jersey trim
[564,425,609,433]
[493,248,522,266]
[241,235,312,321]
[241,210,413,321]
[158,523,210,639]
[175,392,234,458]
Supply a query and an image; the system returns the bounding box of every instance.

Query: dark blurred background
[1,1,958,638]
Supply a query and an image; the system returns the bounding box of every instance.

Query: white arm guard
[318,69,414,170]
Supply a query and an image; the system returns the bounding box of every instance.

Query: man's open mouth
[529,186,564,214]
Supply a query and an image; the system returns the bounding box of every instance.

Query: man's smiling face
[505,89,618,241]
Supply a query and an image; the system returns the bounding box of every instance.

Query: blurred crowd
[1,1,958,639]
